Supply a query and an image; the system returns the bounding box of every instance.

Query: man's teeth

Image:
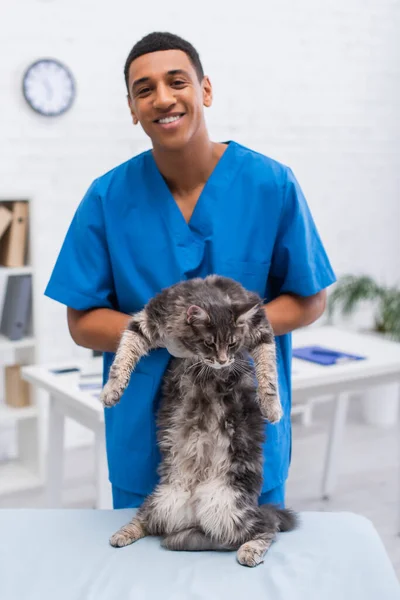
[158,115,182,124]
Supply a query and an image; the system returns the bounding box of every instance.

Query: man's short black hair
[124,31,204,93]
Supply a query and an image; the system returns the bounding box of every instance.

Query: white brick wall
[1,0,399,446]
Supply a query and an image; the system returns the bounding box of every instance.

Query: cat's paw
[237,543,265,567]
[109,531,135,548]
[100,380,123,408]
[264,401,283,424]
[109,521,146,547]
[258,393,283,424]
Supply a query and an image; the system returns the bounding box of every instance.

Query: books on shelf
[0,274,32,341]
[0,201,29,268]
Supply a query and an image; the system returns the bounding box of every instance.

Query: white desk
[22,358,110,509]
[22,326,400,512]
[291,326,400,501]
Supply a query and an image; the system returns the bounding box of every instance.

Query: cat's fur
[101,275,297,567]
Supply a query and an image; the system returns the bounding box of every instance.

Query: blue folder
[292,345,366,366]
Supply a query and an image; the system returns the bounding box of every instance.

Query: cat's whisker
[194,364,206,387]
[231,361,252,373]
[184,360,203,374]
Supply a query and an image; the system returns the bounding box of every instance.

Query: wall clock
[22,58,76,117]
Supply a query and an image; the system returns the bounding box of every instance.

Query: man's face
[127,49,212,151]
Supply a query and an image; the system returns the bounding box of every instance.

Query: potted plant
[327,274,400,427]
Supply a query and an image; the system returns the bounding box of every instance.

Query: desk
[291,326,400,501]
[22,358,109,508]
[22,326,400,511]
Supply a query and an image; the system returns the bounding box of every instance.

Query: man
[45,31,336,509]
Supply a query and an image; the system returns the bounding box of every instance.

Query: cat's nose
[218,357,229,365]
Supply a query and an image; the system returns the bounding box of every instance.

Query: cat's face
[181,302,260,369]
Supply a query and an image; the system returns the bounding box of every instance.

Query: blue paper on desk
[292,345,366,366]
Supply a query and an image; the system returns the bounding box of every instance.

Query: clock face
[23,59,75,117]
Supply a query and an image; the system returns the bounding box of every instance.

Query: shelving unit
[0,199,42,497]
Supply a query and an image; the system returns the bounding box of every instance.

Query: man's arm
[67,307,131,353]
[67,289,326,353]
[264,290,326,337]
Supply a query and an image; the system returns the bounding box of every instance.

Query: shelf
[0,460,42,496]
[0,335,36,351]
[0,404,38,424]
[0,266,33,276]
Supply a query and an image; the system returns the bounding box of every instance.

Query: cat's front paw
[100,380,123,408]
[258,392,283,424]
[264,400,283,424]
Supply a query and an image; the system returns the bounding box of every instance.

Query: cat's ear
[186,305,210,325]
[234,302,261,327]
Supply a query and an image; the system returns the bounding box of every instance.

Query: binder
[0,201,29,267]
[0,205,12,241]
[292,345,366,366]
[0,274,32,340]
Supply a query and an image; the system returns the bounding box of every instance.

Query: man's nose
[153,83,176,110]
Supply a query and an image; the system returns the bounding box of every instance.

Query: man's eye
[172,80,186,87]
[137,88,150,96]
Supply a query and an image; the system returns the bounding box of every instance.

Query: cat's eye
[204,340,215,348]
[228,340,237,347]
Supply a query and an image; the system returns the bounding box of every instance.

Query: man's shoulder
[230,141,290,192]
[93,150,150,192]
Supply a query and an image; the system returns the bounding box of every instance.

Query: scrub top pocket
[218,259,271,297]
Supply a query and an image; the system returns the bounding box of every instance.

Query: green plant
[327,275,400,341]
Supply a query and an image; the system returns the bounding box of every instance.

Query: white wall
[1,1,399,444]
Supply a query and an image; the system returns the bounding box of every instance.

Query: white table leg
[46,395,65,507]
[94,426,112,509]
[397,381,400,536]
[321,392,350,500]
[301,400,314,427]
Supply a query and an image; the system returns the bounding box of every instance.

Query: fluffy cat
[101,275,297,566]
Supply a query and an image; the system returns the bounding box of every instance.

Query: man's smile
[153,113,185,128]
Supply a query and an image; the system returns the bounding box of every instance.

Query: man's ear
[127,95,139,125]
[202,76,213,108]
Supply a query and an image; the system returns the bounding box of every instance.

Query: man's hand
[264,290,326,336]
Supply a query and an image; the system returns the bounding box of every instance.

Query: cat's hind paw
[237,543,265,567]
[109,521,147,547]
[109,531,135,547]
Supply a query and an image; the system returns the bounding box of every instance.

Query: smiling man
[45,32,336,510]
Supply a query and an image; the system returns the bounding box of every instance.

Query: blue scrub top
[45,141,336,495]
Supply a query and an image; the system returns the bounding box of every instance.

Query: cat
[101,275,297,567]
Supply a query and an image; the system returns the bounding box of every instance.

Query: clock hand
[44,80,53,100]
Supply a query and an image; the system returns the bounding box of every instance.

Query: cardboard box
[5,364,31,407]
[0,205,12,240]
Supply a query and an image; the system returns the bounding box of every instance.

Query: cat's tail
[259,504,299,532]
[275,507,299,532]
